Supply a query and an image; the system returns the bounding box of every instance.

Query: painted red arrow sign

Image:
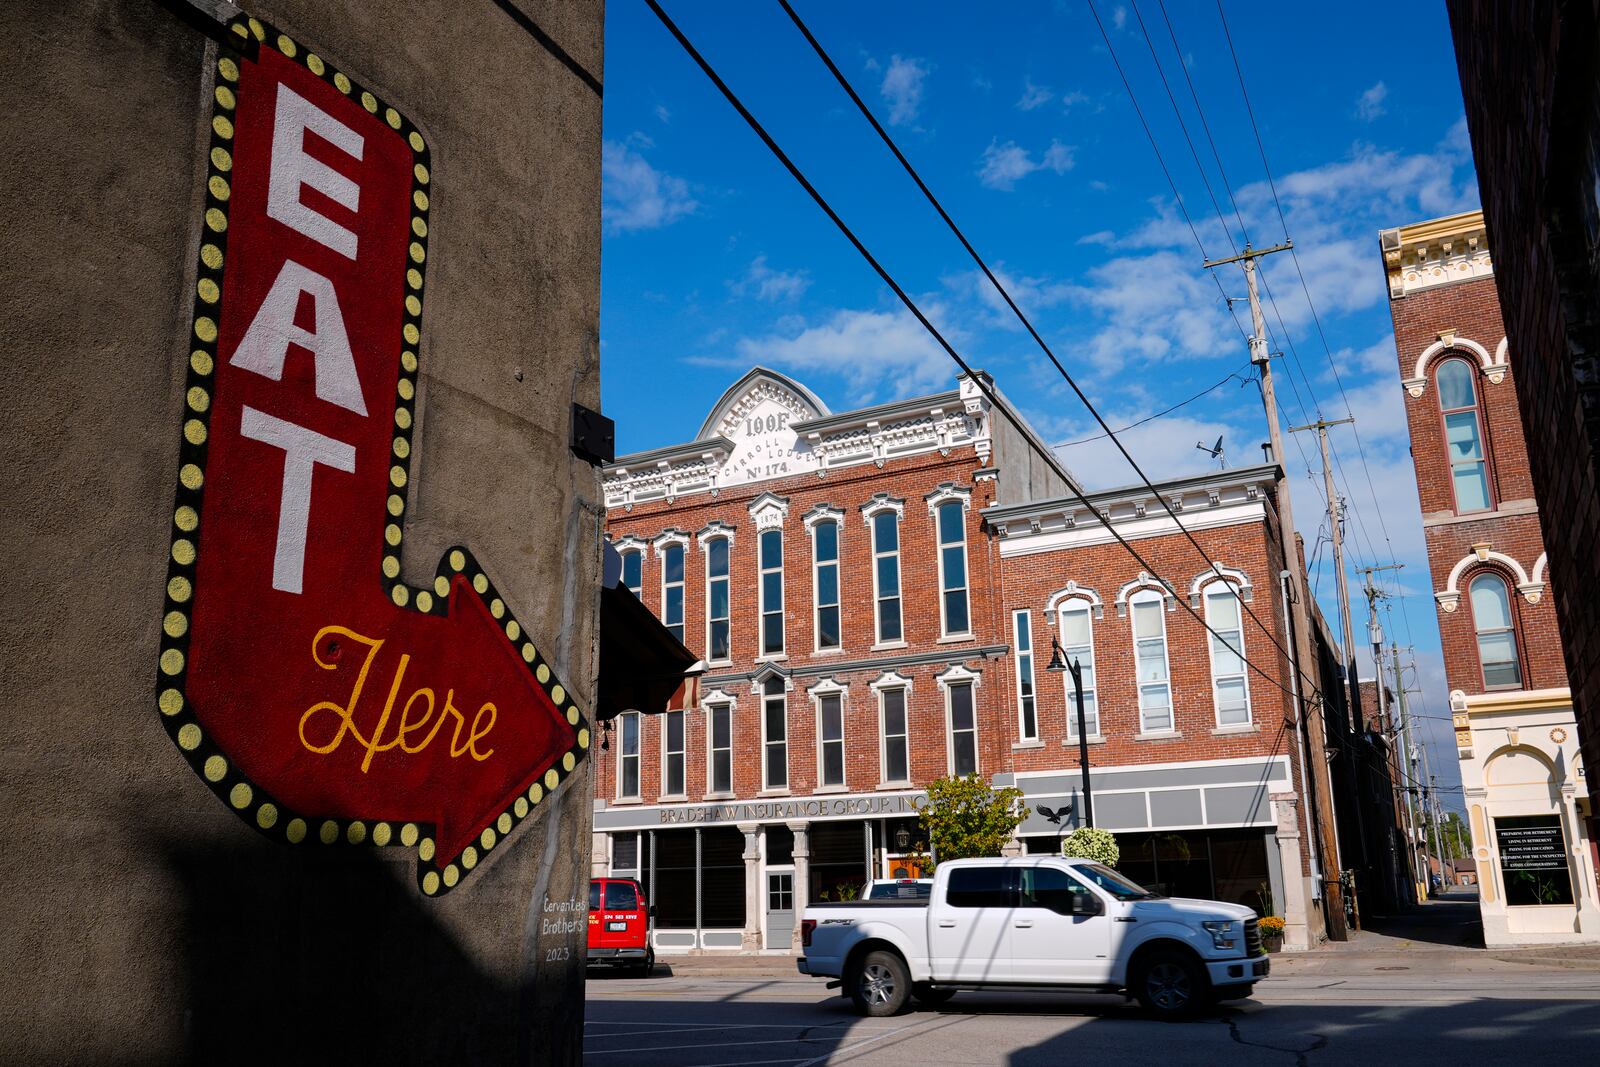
[156,14,588,896]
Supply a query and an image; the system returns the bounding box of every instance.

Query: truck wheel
[912,983,956,1008]
[636,949,654,977]
[1131,949,1208,1020]
[850,950,911,1017]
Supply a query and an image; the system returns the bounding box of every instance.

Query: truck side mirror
[1069,893,1103,916]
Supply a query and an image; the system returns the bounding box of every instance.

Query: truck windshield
[1075,863,1163,900]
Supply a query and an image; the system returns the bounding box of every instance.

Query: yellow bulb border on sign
[156,11,589,899]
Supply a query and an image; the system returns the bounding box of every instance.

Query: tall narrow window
[618,712,640,799]
[662,710,685,797]
[1060,602,1099,738]
[880,687,909,784]
[948,681,977,776]
[872,511,902,644]
[1131,590,1172,732]
[760,530,785,656]
[937,501,970,635]
[1438,359,1491,512]
[818,691,845,787]
[762,676,788,790]
[813,520,841,651]
[1470,573,1522,689]
[1013,610,1038,741]
[708,703,733,795]
[661,543,685,645]
[621,549,642,597]
[706,538,730,662]
[1205,584,1251,726]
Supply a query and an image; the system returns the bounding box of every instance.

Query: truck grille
[1244,918,1263,957]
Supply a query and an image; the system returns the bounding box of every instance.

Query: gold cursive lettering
[299,624,499,769]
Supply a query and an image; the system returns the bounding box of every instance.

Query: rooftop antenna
[1196,435,1225,468]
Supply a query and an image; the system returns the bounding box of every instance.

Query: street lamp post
[1047,637,1094,829]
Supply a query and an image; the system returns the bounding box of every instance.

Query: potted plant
[1258,915,1285,952]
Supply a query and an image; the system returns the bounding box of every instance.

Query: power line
[1051,364,1254,447]
[645,0,1322,706]
[777,0,1322,699]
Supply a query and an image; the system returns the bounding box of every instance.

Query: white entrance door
[766,869,795,950]
[928,864,1015,982]
[1010,864,1113,983]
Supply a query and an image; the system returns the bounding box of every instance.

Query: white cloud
[601,140,696,235]
[1078,229,1116,246]
[654,103,671,123]
[1059,89,1091,110]
[735,306,954,402]
[1112,5,1127,30]
[1017,80,1053,111]
[978,138,1074,190]
[881,55,930,126]
[1055,412,1251,489]
[1356,81,1388,122]
[733,256,810,303]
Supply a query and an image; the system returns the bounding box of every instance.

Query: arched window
[1129,588,1172,733]
[1058,600,1098,739]
[1437,358,1491,512]
[1202,582,1251,726]
[1469,572,1522,689]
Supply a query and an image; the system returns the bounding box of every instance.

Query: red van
[587,877,654,975]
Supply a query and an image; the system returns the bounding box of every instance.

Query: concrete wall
[0,1,604,1061]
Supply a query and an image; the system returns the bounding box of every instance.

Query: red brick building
[1380,209,1599,943]
[594,367,1335,952]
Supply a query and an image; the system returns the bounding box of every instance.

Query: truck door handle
[1014,920,1034,928]
[937,920,956,928]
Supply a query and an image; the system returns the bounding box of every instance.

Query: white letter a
[231,259,367,416]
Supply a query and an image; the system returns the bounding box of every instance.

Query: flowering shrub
[1259,915,1286,933]
[1059,827,1119,867]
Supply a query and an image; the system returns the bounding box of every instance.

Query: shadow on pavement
[1354,895,1486,949]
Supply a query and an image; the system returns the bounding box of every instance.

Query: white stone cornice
[701,687,737,711]
[1189,564,1254,608]
[870,670,913,693]
[935,662,982,688]
[696,520,736,549]
[748,491,790,532]
[1046,581,1104,619]
[610,534,646,554]
[1116,572,1177,616]
[1406,334,1498,397]
[802,503,844,534]
[860,492,905,524]
[652,528,690,557]
[924,482,974,514]
[1437,546,1542,611]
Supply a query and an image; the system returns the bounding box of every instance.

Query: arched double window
[1469,572,1522,689]
[1437,358,1491,512]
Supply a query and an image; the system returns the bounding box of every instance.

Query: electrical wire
[1051,364,1254,447]
[644,0,1323,706]
[774,0,1323,701]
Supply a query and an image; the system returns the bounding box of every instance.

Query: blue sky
[598,1,1474,803]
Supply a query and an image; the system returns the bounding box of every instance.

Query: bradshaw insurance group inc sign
[154,13,585,896]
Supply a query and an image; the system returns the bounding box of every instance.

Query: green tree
[916,774,1028,868]
[1439,811,1471,860]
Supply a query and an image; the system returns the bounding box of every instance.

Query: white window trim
[1057,598,1102,741]
[756,672,792,793]
[863,498,905,646]
[871,671,913,787]
[702,689,737,798]
[809,677,849,791]
[933,498,973,638]
[655,532,689,643]
[807,510,844,654]
[1012,609,1039,742]
[659,708,688,800]
[1115,571,1176,617]
[611,535,647,596]
[936,664,982,778]
[1201,580,1252,728]
[1046,580,1104,619]
[757,527,786,658]
[1129,588,1175,733]
[1187,564,1253,609]
[617,710,642,801]
[703,534,732,666]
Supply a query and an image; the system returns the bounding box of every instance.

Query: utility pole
[1205,241,1347,940]
[1391,641,1425,903]
[1290,417,1358,729]
[1361,564,1407,908]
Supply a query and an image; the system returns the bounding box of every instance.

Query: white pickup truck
[798,856,1267,1019]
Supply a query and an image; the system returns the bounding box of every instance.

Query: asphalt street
[585,968,1600,1066]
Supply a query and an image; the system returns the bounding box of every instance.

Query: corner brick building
[593,366,1342,953]
[1380,209,1599,944]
